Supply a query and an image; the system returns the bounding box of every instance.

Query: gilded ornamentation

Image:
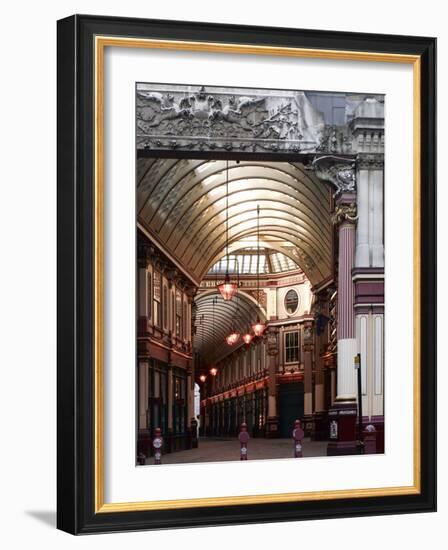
[331,203,358,225]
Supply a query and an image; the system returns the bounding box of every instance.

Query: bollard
[152,427,163,465]
[190,418,199,449]
[292,419,304,458]
[137,452,146,466]
[239,422,250,460]
[363,424,377,454]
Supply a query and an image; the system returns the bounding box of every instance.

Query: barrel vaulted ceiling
[194,291,267,364]
[137,159,332,286]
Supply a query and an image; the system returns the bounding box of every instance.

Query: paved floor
[146,437,328,465]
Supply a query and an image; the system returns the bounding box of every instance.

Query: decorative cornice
[137,241,155,268]
[138,233,198,291]
[357,153,385,170]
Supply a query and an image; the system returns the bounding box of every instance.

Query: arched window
[153,271,161,326]
[183,300,188,340]
[175,290,182,337]
[163,286,168,329]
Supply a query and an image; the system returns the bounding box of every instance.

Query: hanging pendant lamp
[217,275,238,301]
[217,160,238,301]
[226,293,241,345]
[242,332,253,345]
[226,330,240,346]
[251,204,266,337]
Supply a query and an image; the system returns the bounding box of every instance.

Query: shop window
[148,362,167,436]
[173,370,186,434]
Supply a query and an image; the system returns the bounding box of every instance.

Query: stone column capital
[137,241,156,268]
[311,154,356,197]
[266,327,279,356]
[331,201,358,226]
[302,321,314,351]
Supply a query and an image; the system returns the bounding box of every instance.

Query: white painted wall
[275,280,313,318]
[356,313,384,418]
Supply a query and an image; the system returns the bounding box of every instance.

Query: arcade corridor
[136,85,385,464]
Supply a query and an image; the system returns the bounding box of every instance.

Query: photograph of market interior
[136,83,384,465]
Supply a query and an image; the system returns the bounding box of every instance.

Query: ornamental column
[312,295,328,440]
[302,321,314,436]
[265,326,279,438]
[186,288,198,442]
[166,362,173,452]
[327,195,358,455]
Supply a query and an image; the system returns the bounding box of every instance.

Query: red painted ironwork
[292,419,304,458]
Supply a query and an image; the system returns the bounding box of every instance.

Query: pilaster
[265,327,279,438]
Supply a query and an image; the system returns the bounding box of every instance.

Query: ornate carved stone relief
[266,327,279,356]
[331,203,358,225]
[311,155,356,196]
[136,85,327,154]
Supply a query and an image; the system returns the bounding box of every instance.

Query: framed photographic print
[57,14,436,534]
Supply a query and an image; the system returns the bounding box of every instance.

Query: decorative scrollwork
[331,203,358,225]
[311,155,356,196]
[136,84,326,154]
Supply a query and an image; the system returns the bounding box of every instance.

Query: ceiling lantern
[216,160,238,301]
[251,204,266,338]
[251,320,266,338]
[217,273,238,301]
[242,332,253,345]
[226,331,240,346]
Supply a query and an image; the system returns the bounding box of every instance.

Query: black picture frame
[57,14,436,534]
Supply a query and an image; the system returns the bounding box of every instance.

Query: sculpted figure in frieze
[136,85,329,153]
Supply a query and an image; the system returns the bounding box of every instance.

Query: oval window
[284,289,299,315]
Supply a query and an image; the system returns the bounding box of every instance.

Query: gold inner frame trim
[94,35,421,513]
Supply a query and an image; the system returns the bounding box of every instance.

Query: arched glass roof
[207,248,300,275]
[137,159,332,286]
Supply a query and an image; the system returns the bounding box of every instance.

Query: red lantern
[242,332,253,345]
[226,331,240,345]
[252,319,266,337]
[217,274,238,301]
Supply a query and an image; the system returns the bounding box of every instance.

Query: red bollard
[292,419,304,458]
[239,422,249,460]
[363,424,377,454]
[152,427,163,465]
